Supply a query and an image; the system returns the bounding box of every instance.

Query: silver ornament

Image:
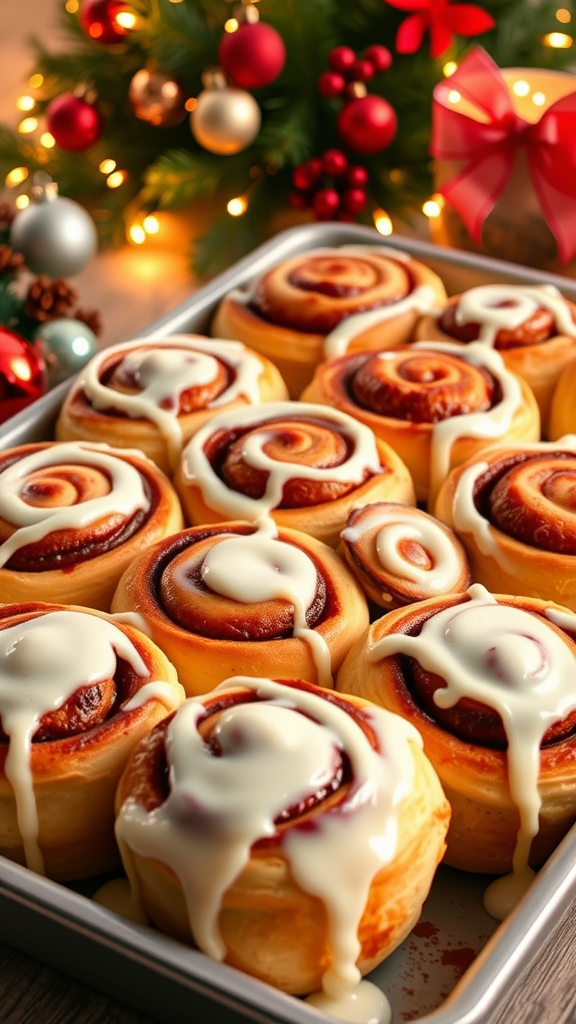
[10,176,98,278]
[190,68,261,155]
[33,318,98,387]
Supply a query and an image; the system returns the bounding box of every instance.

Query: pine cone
[24,275,78,322]
[74,307,102,337]
[0,244,25,278]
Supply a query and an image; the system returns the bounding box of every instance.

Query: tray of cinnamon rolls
[2,221,576,1024]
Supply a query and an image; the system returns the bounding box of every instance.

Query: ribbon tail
[438,150,514,243]
[530,164,576,265]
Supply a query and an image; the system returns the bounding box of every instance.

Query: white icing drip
[0,442,150,569]
[368,583,576,918]
[306,979,391,1024]
[180,401,383,521]
[115,676,420,1005]
[341,506,464,597]
[407,341,523,498]
[0,610,149,874]
[454,284,576,343]
[322,284,438,360]
[80,335,265,468]
[170,517,333,688]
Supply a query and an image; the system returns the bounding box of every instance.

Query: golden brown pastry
[0,440,184,611]
[0,601,184,881]
[413,283,576,436]
[337,585,576,886]
[434,438,576,611]
[111,518,369,695]
[301,340,540,506]
[173,400,416,547]
[114,676,450,1003]
[340,502,471,612]
[548,360,576,441]
[55,334,289,475]
[211,245,447,397]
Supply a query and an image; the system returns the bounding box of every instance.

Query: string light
[5,167,29,188]
[18,117,38,134]
[129,224,146,244]
[185,97,197,112]
[15,195,30,210]
[543,31,573,47]
[106,170,128,188]
[116,10,138,30]
[16,96,35,112]
[143,214,160,234]
[373,209,393,236]
[512,80,530,97]
[532,91,547,106]
[99,158,117,174]
[65,0,79,11]
[556,8,572,23]
[442,61,458,77]
[29,73,43,89]
[447,89,461,104]
[227,195,249,216]
[422,195,445,218]
[40,132,56,148]
[224,18,239,31]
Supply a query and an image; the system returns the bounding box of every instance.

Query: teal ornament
[33,318,98,387]
[10,176,97,278]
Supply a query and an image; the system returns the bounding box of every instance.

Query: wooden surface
[2,899,576,1024]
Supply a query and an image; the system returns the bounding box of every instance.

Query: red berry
[313,188,341,221]
[338,211,357,223]
[289,190,310,210]
[322,149,348,177]
[343,187,368,214]
[346,165,369,188]
[328,46,356,75]
[292,158,323,191]
[351,59,375,83]
[364,45,393,73]
[318,71,345,98]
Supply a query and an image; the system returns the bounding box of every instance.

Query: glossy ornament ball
[337,94,397,155]
[129,68,187,127]
[79,0,131,44]
[218,21,286,90]
[10,189,98,278]
[33,319,98,388]
[0,328,47,424]
[46,93,104,152]
[191,81,261,155]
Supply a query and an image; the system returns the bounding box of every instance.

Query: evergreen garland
[0,0,573,276]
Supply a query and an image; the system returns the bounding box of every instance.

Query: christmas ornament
[46,91,104,152]
[129,68,188,127]
[33,318,98,388]
[79,0,132,45]
[190,69,261,155]
[10,176,98,278]
[0,327,47,424]
[430,47,576,265]
[382,0,494,58]
[337,91,397,156]
[218,4,286,91]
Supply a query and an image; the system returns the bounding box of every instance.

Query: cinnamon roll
[301,340,540,505]
[211,246,447,397]
[55,334,289,475]
[111,518,369,695]
[115,676,450,1003]
[549,360,576,441]
[0,601,184,881]
[414,283,576,435]
[337,585,576,902]
[173,401,416,547]
[434,438,576,611]
[340,502,471,612]
[0,441,184,610]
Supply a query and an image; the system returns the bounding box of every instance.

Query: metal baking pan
[2,222,576,1024]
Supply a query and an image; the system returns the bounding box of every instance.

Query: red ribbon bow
[430,47,576,264]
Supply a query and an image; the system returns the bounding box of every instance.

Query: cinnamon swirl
[115,676,450,1003]
[337,585,576,907]
[0,601,184,881]
[111,518,369,695]
[414,283,576,435]
[212,246,447,397]
[0,440,184,610]
[301,341,540,505]
[55,334,289,475]
[173,401,416,546]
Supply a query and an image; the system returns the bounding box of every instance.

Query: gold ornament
[190,68,261,155]
[129,67,187,128]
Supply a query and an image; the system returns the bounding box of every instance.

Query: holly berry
[322,149,348,177]
[346,165,369,189]
[292,158,323,191]
[343,188,368,214]
[328,46,356,74]
[313,188,341,220]
[351,58,375,83]
[218,21,286,90]
[318,71,346,98]
[364,45,393,73]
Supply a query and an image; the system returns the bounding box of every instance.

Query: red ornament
[0,328,47,425]
[79,0,131,45]
[382,0,495,59]
[46,93,104,152]
[218,21,286,90]
[337,94,397,155]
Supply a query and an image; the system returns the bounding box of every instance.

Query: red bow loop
[430,47,576,264]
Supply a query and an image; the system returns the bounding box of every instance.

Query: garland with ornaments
[0,0,574,278]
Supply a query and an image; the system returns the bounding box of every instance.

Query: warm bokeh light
[65,0,79,12]
[17,95,35,112]
[106,170,128,188]
[224,18,239,32]
[447,89,461,104]
[18,117,38,134]
[40,132,56,148]
[116,10,137,29]
[143,214,160,234]
[422,195,445,218]
[185,97,198,112]
[543,31,573,47]
[29,73,44,89]
[227,196,248,217]
[15,195,30,210]
[443,61,458,77]
[512,79,530,97]
[11,358,32,382]
[373,209,393,236]
[532,91,547,106]
[99,158,117,174]
[129,224,146,244]
[5,167,29,187]
[556,8,572,23]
